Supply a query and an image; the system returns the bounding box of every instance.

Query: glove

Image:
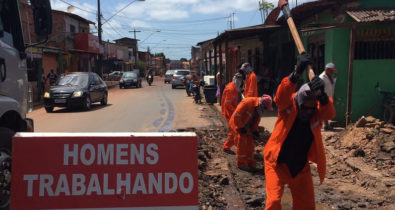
[309,76,329,105]
[318,92,329,105]
[239,127,247,134]
[252,131,260,139]
[295,52,312,75]
[309,76,325,93]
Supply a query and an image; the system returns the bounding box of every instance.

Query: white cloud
[130,20,152,29]
[50,0,97,23]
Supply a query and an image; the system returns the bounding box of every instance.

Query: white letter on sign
[179,172,193,194]
[116,144,128,165]
[130,144,144,165]
[132,173,147,194]
[39,174,54,196]
[117,173,131,195]
[146,144,159,165]
[87,174,102,195]
[64,144,78,165]
[24,174,38,197]
[165,173,177,194]
[103,173,115,195]
[80,144,95,166]
[148,173,162,194]
[55,174,70,196]
[72,174,86,195]
[98,144,114,165]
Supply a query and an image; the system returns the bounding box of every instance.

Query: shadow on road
[50,104,113,113]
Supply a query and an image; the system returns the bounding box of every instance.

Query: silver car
[164,70,175,84]
[171,70,191,89]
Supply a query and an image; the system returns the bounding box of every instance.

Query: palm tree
[259,0,275,23]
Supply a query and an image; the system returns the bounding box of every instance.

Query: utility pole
[97,0,103,77]
[232,12,235,29]
[129,28,141,66]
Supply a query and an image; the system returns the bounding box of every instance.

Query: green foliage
[135,60,146,70]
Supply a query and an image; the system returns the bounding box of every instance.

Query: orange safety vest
[221,82,239,121]
[229,97,260,133]
[245,72,258,97]
[263,77,335,183]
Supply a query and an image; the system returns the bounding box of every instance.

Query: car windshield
[122,72,137,79]
[57,74,89,86]
[175,71,190,75]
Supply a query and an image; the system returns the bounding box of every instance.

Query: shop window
[354,41,395,60]
[27,59,39,82]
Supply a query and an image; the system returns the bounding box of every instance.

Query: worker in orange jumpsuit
[241,63,258,97]
[263,53,336,210]
[221,73,244,153]
[229,94,273,171]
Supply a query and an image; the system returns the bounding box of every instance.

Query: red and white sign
[11,133,198,210]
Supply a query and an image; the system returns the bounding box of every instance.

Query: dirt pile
[327,116,395,173]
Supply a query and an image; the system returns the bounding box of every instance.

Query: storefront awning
[346,8,395,23]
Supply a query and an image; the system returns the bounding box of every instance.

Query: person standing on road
[229,94,273,172]
[241,63,258,98]
[221,73,244,153]
[319,62,337,130]
[263,53,336,210]
[46,69,57,86]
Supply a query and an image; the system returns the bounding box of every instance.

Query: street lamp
[140,30,161,44]
[97,0,145,77]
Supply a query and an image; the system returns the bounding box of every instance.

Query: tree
[259,0,275,23]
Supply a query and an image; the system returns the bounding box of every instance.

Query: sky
[50,0,314,60]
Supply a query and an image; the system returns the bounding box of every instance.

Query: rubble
[194,107,394,209]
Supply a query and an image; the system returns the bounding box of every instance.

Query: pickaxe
[276,0,316,81]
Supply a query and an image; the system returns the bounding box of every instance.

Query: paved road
[28,77,211,132]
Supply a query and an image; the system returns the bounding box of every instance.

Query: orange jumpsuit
[245,72,258,97]
[263,77,335,210]
[221,82,239,150]
[229,97,260,168]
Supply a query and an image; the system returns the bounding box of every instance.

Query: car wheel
[101,93,108,105]
[84,96,91,110]
[45,106,54,113]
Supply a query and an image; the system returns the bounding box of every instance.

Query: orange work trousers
[236,134,256,168]
[264,162,315,210]
[222,130,235,150]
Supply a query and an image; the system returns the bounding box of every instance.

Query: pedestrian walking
[241,63,258,97]
[319,62,337,130]
[263,53,336,210]
[221,73,244,153]
[228,94,273,172]
[46,69,58,86]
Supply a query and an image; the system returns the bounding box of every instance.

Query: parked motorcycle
[147,74,153,86]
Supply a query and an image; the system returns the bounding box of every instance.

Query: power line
[102,0,142,25]
[58,0,96,15]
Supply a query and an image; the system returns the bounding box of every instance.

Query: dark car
[119,72,142,88]
[43,72,108,112]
